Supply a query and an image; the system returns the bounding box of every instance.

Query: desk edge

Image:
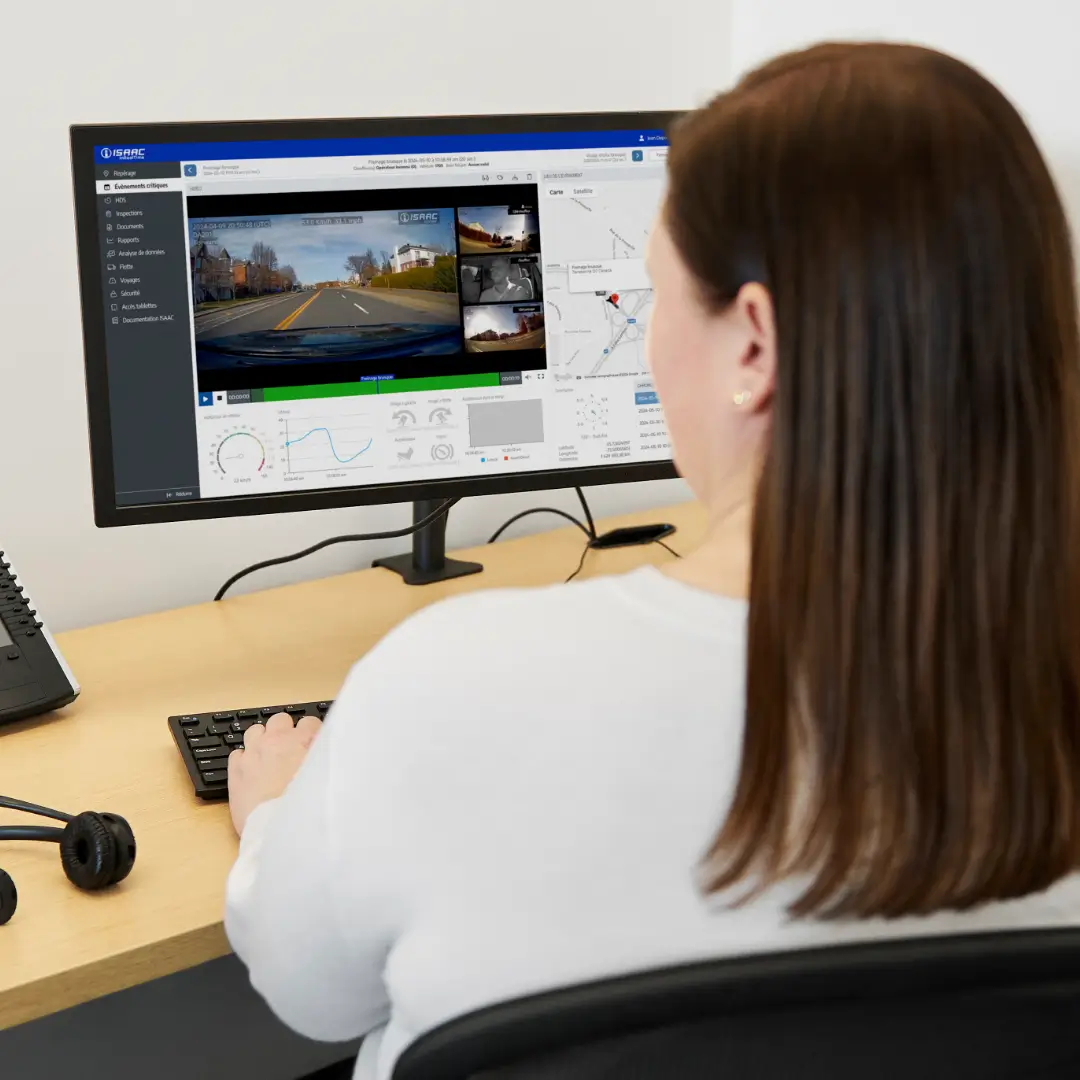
[0,921,230,1030]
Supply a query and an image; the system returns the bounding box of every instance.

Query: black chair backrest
[393,928,1080,1080]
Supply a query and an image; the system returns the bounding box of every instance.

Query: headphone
[0,795,136,925]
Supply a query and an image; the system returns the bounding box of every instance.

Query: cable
[487,487,597,546]
[565,543,592,583]
[487,507,591,544]
[565,528,681,585]
[0,826,65,842]
[213,498,459,602]
[0,796,73,823]
[575,487,597,539]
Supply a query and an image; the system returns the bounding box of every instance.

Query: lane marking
[274,290,321,331]
[195,293,294,331]
[353,302,369,314]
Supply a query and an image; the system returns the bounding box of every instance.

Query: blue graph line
[285,427,373,464]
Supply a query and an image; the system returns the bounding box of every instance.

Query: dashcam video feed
[457,205,540,254]
[460,254,543,305]
[188,209,461,372]
[464,304,545,353]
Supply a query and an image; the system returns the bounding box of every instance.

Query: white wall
[2,0,734,632]
[731,0,1080,228]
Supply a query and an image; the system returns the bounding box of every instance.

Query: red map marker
[607,293,620,308]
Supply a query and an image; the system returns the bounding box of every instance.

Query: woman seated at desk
[221,41,1080,1080]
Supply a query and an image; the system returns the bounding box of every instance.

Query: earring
[733,391,752,406]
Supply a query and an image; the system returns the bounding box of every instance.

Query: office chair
[386,928,1080,1079]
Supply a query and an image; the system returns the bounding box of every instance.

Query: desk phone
[0,551,79,726]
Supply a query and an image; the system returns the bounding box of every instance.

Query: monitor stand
[372,500,483,586]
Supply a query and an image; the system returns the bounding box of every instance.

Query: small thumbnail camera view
[460,254,543,304]
[463,304,545,353]
[457,205,540,254]
[189,210,461,371]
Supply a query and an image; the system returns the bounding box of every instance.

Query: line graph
[284,414,375,474]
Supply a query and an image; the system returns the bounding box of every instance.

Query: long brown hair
[666,42,1080,919]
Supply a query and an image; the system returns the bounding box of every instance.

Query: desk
[0,501,703,1030]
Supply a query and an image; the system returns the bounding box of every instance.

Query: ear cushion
[0,869,16,925]
[60,812,118,890]
[99,812,136,885]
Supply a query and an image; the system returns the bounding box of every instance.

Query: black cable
[213,498,460,602]
[0,826,65,842]
[565,543,591,583]
[487,507,591,544]
[487,487,597,547]
[565,529,681,585]
[575,487,597,539]
[0,796,73,823]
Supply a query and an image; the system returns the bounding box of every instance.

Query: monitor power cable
[213,498,459,601]
[486,487,597,545]
[212,489,674,600]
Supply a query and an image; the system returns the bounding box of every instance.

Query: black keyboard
[168,700,332,799]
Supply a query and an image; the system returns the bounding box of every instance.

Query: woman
[224,42,1080,1078]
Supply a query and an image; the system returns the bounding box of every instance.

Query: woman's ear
[729,282,777,412]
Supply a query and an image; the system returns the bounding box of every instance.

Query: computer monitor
[69,112,679,572]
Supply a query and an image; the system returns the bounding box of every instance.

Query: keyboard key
[317,702,331,712]
[201,770,227,784]
[212,712,235,721]
[283,705,306,714]
[188,736,222,749]
[261,706,282,717]
[193,745,229,759]
[178,716,201,726]
[207,723,232,736]
[224,733,244,745]
[198,758,228,772]
[230,719,253,732]
[237,709,259,719]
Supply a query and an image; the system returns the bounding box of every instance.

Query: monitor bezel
[70,111,681,527]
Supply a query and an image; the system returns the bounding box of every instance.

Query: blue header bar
[94,129,669,165]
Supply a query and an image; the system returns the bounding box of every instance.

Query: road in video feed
[188,209,461,373]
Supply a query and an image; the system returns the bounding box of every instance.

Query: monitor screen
[70,114,679,524]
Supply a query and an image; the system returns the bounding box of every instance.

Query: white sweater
[224,567,1080,1079]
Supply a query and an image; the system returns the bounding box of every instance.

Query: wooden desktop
[0,502,703,1030]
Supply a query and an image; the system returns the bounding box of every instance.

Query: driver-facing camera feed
[460,254,543,304]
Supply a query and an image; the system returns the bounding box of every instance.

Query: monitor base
[373,499,484,586]
[372,551,483,587]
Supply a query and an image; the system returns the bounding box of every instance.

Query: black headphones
[0,795,136,925]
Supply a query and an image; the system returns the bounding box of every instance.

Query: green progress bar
[263,372,502,402]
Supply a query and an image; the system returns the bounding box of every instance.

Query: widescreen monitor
[70,112,679,526]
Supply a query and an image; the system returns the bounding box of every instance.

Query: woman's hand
[228,712,322,836]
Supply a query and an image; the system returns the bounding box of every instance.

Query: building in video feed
[187,209,463,372]
[460,254,543,304]
[464,304,545,353]
[457,205,540,254]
